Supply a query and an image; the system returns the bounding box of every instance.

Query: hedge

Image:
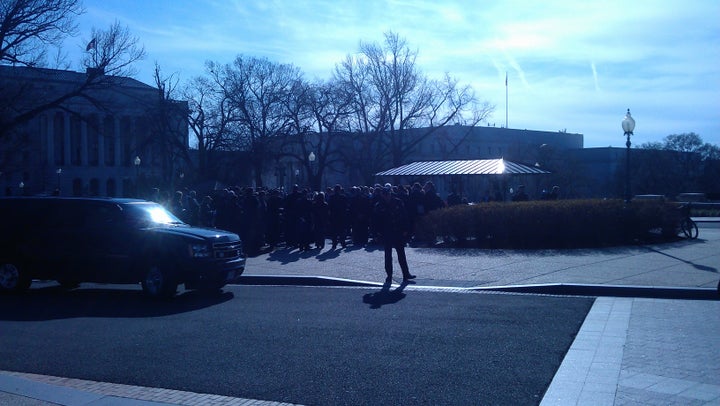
[413,199,684,248]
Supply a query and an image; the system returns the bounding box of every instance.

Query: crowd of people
[149,181,561,257]
[148,181,450,256]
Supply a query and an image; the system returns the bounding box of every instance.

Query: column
[81,117,88,166]
[114,117,122,166]
[98,121,105,167]
[63,113,71,166]
[46,114,54,164]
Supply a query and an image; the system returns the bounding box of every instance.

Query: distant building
[401,125,583,162]
[0,66,188,197]
[5,65,713,202]
[264,125,584,201]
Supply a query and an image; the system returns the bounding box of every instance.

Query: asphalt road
[0,284,593,405]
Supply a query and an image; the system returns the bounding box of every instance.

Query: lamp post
[622,109,636,203]
[134,156,141,197]
[308,151,316,191]
[56,168,62,195]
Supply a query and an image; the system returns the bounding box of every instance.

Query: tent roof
[375,159,550,176]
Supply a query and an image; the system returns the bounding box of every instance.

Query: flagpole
[505,72,508,129]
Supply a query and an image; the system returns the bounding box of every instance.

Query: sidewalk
[244,224,720,293]
[2,226,719,405]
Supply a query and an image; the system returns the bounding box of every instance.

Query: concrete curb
[238,275,380,287]
[236,275,720,300]
[478,283,720,300]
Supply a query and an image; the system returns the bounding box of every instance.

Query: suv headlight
[188,243,212,258]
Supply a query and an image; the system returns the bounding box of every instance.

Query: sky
[70,0,720,148]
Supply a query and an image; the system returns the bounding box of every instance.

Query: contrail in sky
[591,62,600,92]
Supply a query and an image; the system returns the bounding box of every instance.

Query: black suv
[0,197,245,298]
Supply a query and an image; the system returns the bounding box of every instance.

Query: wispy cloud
[75,0,720,147]
[591,62,600,93]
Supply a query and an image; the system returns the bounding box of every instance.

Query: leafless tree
[0,0,83,66]
[81,21,145,79]
[282,78,355,190]
[145,64,190,189]
[219,55,303,187]
[334,31,492,182]
[183,62,246,182]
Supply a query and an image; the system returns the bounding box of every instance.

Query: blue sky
[73,0,720,148]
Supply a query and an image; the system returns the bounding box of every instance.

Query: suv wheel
[0,262,32,293]
[141,264,177,299]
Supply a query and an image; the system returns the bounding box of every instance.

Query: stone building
[0,66,188,197]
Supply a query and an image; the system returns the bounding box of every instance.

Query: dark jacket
[373,195,410,244]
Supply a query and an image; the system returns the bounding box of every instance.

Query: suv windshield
[121,202,185,226]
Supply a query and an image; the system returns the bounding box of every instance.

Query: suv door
[40,200,92,282]
[81,201,137,283]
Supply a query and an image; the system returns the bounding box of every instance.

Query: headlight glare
[188,243,212,258]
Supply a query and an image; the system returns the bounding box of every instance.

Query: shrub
[414,199,683,248]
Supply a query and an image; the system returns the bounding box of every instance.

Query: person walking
[373,185,416,283]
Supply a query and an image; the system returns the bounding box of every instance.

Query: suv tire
[141,264,178,299]
[0,262,32,293]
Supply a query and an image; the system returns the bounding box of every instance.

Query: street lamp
[622,109,636,203]
[308,152,316,190]
[134,156,141,197]
[56,168,62,194]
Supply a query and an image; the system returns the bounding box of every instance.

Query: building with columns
[0,66,188,197]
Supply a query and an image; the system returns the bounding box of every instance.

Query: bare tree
[82,21,145,79]
[145,64,189,189]
[333,52,384,184]
[334,31,492,182]
[183,62,245,182]
[0,0,83,66]
[282,78,355,190]
[220,55,303,187]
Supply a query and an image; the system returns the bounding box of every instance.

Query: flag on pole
[505,72,508,86]
[86,38,97,51]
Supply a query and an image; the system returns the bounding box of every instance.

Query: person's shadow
[362,280,412,309]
